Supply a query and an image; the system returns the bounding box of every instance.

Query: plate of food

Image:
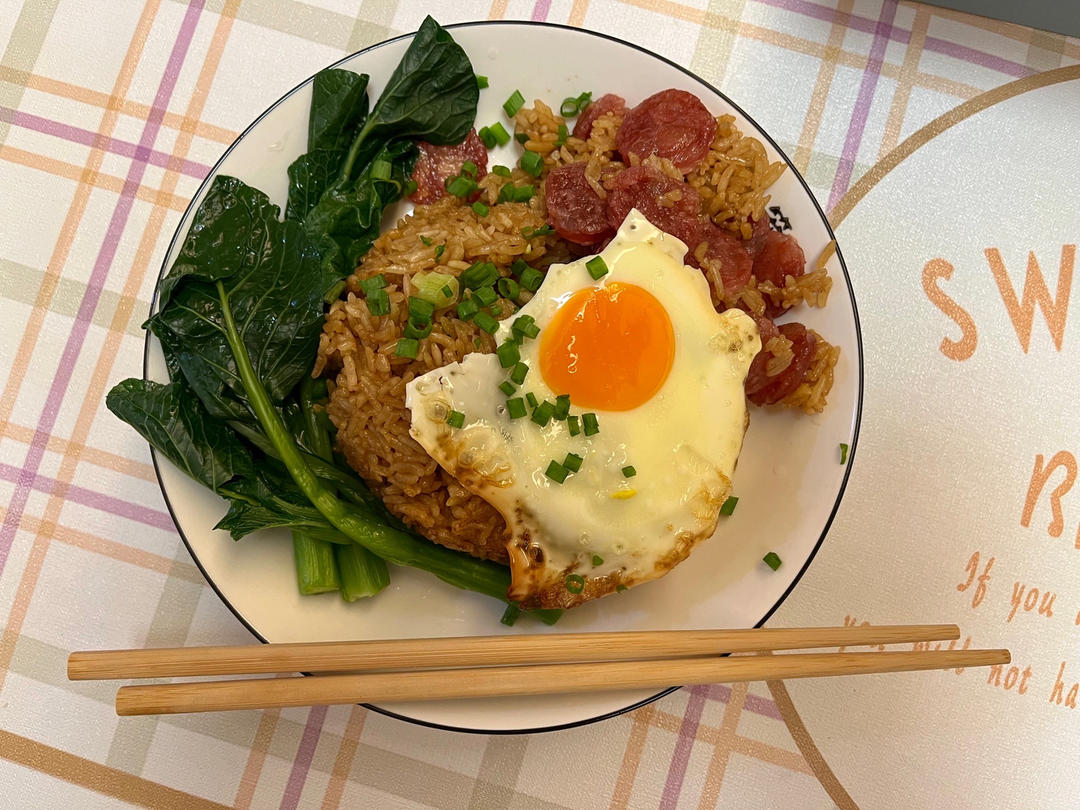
[109,18,862,732]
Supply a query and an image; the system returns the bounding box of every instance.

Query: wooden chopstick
[113,649,1008,716]
[69,624,960,680]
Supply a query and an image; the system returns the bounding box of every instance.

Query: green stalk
[335,542,390,601]
[292,529,341,595]
[215,281,511,603]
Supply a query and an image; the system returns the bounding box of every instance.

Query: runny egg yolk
[538,282,675,411]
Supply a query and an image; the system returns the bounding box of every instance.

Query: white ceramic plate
[145,22,863,733]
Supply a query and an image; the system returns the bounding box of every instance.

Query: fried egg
[405,210,760,609]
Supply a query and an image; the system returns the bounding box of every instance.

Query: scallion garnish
[395,337,419,359]
[616,584,628,592]
[564,573,585,593]
[500,602,521,626]
[556,123,569,146]
[365,289,390,316]
[512,315,539,339]
[457,298,479,320]
[478,126,497,149]
[763,551,782,571]
[496,340,520,368]
[358,274,387,295]
[591,554,604,566]
[492,164,512,177]
[434,243,445,260]
[582,412,599,436]
[408,296,435,324]
[515,132,528,144]
[520,150,543,177]
[559,91,592,117]
[403,179,418,196]
[518,265,543,292]
[488,121,511,146]
[476,74,489,90]
[497,277,520,300]
[719,496,738,516]
[498,380,516,396]
[441,284,453,297]
[503,89,525,117]
[546,460,569,484]
[621,465,636,478]
[525,391,538,409]
[839,442,850,464]
[462,261,498,290]
[531,400,555,427]
[420,236,433,246]
[371,159,392,180]
[472,201,489,217]
[446,175,477,197]
[567,415,581,436]
[554,394,571,420]
[474,311,499,334]
[461,160,478,178]
[586,256,608,279]
[473,286,497,307]
[510,362,529,385]
[446,410,465,429]
[513,184,535,202]
[563,452,583,472]
[403,319,433,340]
[506,397,527,419]
[510,259,529,277]
[521,224,554,239]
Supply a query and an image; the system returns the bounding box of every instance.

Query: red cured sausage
[545,162,614,245]
[692,224,754,296]
[744,214,772,260]
[616,89,717,173]
[753,227,806,287]
[746,321,816,406]
[605,164,702,245]
[573,93,627,140]
[409,129,488,205]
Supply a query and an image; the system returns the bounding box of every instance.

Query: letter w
[985,245,1075,352]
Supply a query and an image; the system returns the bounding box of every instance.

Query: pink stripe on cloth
[0,461,174,531]
[0,0,205,575]
[923,35,1033,78]
[531,0,552,21]
[659,685,709,809]
[827,0,898,211]
[279,704,328,810]
[756,0,911,43]
[0,107,212,179]
[704,682,783,720]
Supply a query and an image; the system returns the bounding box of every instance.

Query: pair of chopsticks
[68,624,1007,717]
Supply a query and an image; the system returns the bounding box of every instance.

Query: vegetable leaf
[308,69,369,153]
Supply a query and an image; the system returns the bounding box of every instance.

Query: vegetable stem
[335,542,391,601]
[292,530,342,595]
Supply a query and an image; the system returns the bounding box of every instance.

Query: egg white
[405,210,760,608]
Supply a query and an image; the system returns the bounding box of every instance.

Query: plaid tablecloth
[2,1,1077,807]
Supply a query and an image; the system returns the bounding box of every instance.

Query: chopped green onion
[616,584,628,592]
[457,298,479,320]
[496,340,520,368]
[546,460,569,484]
[403,179,418,196]
[408,296,435,324]
[586,256,608,279]
[446,410,465,429]
[512,315,539,339]
[525,391,538,409]
[474,337,483,348]
[839,442,850,464]
[719,496,738,516]
[503,89,526,117]
[441,284,453,297]
[497,277,520,300]
[474,311,499,334]
[515,132,529,144]
[556,123,569,146]
[358,274,387,295]
[395,337,419,359]
[365,289,390,316]
[492,164,512,177]
[446,175,477,197]
[554,394,571,420]
[521,224,554,239]
[462,261,498,290]
[471,201,489,217]
[519,266,544,292]
[476,74,489,89]
[411,271,457,309]
[510,362,529,385]
[506,397,527,419]
[496,183,516,203]
[531,400,555,427]
[403,319,433,340]
[434,244,445,261]
[582,412,599,436]
[461,160,478,178]
[591,554,604,566]
[563,452,583,473]
[473,286,497,306]
[420,236,433,246]
[488,121,511,146]
[478,126,497,149]
[559,91,592,117]
[370,159,392,180]
[489,303,503,317]
[621,465,637,478]
[500,602,521,626]
[520,150,543,177]
[567,415,581,436]
[498,380,516,396]
[564,573,585,593]
[513,184,535,202]
[763,551,782,571]
[510,259,530,277]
